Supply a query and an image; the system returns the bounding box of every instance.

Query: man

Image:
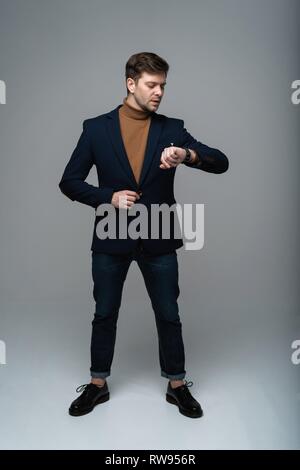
[59,52,228,419]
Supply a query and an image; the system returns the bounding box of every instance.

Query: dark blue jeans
[90,242,186,380]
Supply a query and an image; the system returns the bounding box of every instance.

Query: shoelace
[76,384,89,393]
[184,380,193,388]
[171,380,194,396]
[76,383,105,393]
[169,380,193,389]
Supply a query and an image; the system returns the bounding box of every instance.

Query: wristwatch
[183,147,192,163]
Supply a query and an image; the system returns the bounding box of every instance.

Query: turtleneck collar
[119,97,152,120]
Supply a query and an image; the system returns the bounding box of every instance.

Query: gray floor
[0,300,299,450]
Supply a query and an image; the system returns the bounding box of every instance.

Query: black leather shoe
[69,382,110,416]
[166,380,203,418]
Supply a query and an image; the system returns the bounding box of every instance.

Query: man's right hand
[111,190,140,209]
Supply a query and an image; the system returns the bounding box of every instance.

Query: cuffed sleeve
[58,120,115,208]
[179,120,229,174]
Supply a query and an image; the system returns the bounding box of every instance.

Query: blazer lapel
[106,104,164,188]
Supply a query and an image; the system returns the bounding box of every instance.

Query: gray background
[0,0,299,450]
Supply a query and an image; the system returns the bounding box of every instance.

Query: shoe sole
[166,393,203,418]
[69,392,110,417]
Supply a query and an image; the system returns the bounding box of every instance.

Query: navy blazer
[59,104,229,254]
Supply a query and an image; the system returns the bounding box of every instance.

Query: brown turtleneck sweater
[118,97,152,185]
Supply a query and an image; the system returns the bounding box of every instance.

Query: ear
[127,77,135,94]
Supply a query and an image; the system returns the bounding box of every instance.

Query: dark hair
[125,52,169,95]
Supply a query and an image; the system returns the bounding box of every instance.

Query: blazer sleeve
[58,120,115,208]
[179,120,229,174]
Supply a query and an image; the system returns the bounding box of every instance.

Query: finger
[124,195,137,202]
[165,156,177,167]
[164,148,177,163]
[124,190,140,198]
[120,200,134,209]
[118,196,132,208]
[161,154,171,168]
[160,151,171,169]
[166,155,178,165]
[166,148,179,160]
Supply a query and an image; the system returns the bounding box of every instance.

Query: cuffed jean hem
[90,370,111,379]
[161,370,186,380]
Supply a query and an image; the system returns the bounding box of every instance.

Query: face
[127,71,166,112]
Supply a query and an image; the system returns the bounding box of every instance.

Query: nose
[155,87,163,98]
